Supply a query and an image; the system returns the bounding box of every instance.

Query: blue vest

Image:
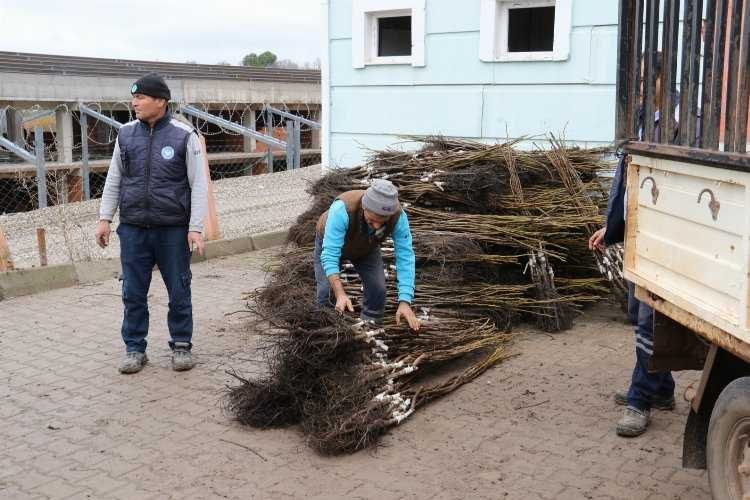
[117,111,194,227]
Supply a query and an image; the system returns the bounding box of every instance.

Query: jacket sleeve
[602,154,627,246]
[186,133,208,233]
[392,210,415,304]
[320,200,349,277]
[99,139,122,222]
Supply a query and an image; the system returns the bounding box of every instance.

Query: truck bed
[623,153,750,362]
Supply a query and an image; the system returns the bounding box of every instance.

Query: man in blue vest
[94,73,208,374]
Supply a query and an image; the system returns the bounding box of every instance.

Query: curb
[0,229,288,301]
[0,264,78,300]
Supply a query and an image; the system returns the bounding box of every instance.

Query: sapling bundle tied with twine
[225,136,623,454]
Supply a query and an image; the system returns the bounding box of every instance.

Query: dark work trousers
[626,281,675,411]
[313,235,386,323]
[117,223,193,353]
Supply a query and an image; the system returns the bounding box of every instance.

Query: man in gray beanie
[314,179,420,330]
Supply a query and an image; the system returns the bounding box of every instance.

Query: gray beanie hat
[362,179,399,216]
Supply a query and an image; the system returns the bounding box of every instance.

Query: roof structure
[0,51,320,84]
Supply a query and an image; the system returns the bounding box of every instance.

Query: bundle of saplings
[225,136,620,454]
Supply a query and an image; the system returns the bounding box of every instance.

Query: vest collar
[139,110,172,131]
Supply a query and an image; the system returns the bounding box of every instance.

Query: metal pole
[286,120,295,170]
[265,105,321,129]
[34,126,47,209]
[0,135,35,163]
[179,104,284,147]
[294,120,301,169]
[80,112,91,200]
[22,109,56,123]
[78,103,122,130]
[266,108,274,171]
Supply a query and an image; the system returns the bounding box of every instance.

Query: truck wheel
[708,377,750,499]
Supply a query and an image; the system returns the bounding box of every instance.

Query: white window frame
[352,0,426,68]
[368,10,413,65]
[479,0,572,63]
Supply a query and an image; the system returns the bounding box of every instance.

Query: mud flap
[649,311,709,372]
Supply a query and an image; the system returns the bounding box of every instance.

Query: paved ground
[1,249,710,499]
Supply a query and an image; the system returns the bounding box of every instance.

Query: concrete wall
[0,73,321,106]
[323,0,619,168]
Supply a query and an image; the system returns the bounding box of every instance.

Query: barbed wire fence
[0,100,322,270]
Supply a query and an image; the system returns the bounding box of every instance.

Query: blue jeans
[117,223,193,353]
[313,236,386,322]
[626,281,675,411]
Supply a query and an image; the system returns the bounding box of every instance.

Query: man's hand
[327,275,353,314]
[588,227,606,252]
[334,293,354,314]
[396,302,420,331]
[188,231,205,256]
[95,220,111,249]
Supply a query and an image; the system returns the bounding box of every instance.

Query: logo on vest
[161,146,175,160]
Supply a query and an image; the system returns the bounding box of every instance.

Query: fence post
[242,108,256,176]
[294,120,301,169]
[286,120,295,170]
[265,108,274,172]
[80,111,91,200]
[0,225,13,271]
[36,228,48,267]
[34,126,47,209]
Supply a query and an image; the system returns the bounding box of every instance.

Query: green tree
[242,51,278,67]
[257,51,277,67]
[242,53,259,66]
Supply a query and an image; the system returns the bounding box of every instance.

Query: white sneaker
[616,406,650,437]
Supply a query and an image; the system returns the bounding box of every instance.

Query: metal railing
[179,103,288,172]
[0,101,322,211]
[264,105,321,170]
[0,127,47,208]
[180,104,320,171]
[79,102,123,200]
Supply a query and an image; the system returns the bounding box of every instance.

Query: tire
[707,376,750,500]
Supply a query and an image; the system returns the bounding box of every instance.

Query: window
[352,0,425,68]
[508,6,555,52]
[480,0,572,62]
[377,15,412,57]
